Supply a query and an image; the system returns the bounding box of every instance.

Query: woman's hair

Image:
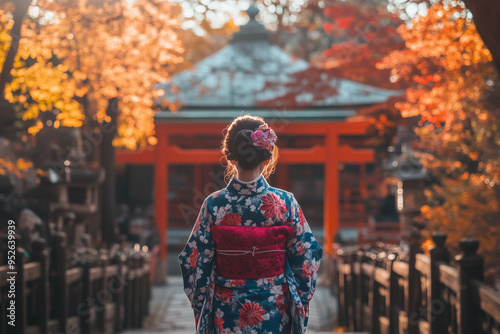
[222,115,279,180]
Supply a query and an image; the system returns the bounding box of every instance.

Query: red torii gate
[116,118,374,279]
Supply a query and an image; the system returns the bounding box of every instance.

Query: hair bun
[221,115,277,174]
[231,129,271,169]
[235,129,254,143]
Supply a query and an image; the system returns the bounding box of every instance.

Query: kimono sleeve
[178,198,215,325]
[286,194,323,315]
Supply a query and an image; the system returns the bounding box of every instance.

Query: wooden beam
[115,149,155,164]
[116,143,371,165]
[166,146,223,163]
[279,146,327,163]
[334,120,371,135]
[165,145,328,164]
[338,145,374,163]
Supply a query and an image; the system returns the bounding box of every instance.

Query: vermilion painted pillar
[154,127,168,284]
[324,126,339,255]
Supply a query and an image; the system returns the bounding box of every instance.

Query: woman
[178,115,323,334]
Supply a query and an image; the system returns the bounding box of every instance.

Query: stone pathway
[123,276,338,334]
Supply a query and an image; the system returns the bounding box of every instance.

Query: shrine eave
[154,109,356,123]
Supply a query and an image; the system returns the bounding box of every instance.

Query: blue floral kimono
[178,174,323,334]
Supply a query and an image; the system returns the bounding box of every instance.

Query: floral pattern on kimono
[179,174,323,334]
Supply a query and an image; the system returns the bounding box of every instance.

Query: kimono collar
[226,174,270,195]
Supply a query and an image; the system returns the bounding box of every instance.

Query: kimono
[178,174,323,334]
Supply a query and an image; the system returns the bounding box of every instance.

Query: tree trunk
[0,0,31,102]
[0,0,31,130]
[463,0,500,75]
[99,97,119,246]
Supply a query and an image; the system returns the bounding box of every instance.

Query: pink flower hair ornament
[250,124,277,150]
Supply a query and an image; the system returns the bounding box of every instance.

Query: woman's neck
[236,169,262,182]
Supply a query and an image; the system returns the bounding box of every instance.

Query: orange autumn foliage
[321,0,406,89]
[28,0,184,149]
[260,0,406,110]
[381,1,500,269]
[378,2,494,124]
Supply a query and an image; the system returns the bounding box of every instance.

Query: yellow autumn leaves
[1,0,185,149]
[0,10,83,134]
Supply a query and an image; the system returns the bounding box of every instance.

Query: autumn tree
[386,0,500,74]
[29,0,184,150]
[2,0,185,149]
[0,0,185,244]
[320,0,406,88]
[0,2,83,187]
[0,0,31,104]
[0,8,83,135]
[0,0,81,141]
[379,0,500,271]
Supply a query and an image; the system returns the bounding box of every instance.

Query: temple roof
[154,108,355,122]
[155,4,400,113]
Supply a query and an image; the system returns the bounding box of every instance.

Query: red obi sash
[211,225,294,279]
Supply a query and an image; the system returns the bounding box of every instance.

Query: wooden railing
[331,232,500,334]
[0,232,153,334]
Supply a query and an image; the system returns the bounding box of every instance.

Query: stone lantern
[383,125,427,240]
[392,142,427,239]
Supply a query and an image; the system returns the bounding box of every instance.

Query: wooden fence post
[145,251,151,315]
[456,237,483,334]
[336,248,347,329]
[52,232,67,334]
[133,252,142,328]
[114,252,126,333]
[14,242,26,334]
[31,239,49,334]
[99,248,110,333]
[141,250,150,321]
[367,252,378,334]
[80,250,91,334]
[407,228,422,334]
[331,254,339,296]
[428,232,450,334]
[345,250,355,332]
[386,252,398,334]
[354,249,364,331]
[125,253,134,329]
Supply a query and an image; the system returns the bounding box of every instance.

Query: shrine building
[115,5,400,272]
